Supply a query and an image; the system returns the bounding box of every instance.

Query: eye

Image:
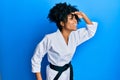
[69,14,74,19]
[67,14,76,20]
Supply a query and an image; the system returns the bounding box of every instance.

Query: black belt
[50,62,73,80]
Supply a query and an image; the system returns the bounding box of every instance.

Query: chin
[73,28,77,30]
[71,28,77,31]
[72,27,77,31]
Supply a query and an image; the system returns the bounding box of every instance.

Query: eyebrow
[68,14,76,18]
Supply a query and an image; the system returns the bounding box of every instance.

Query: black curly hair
[48,2,80,31]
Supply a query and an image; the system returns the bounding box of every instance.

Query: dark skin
[35,11,93,80]
[60,11,93,45]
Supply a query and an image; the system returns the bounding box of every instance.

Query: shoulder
[44,30,58,40]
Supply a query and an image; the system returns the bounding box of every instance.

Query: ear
[60,21,65,27]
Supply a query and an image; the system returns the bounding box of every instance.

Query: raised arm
[72,12,98,46]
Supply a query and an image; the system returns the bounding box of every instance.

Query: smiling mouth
[72,24,77,27]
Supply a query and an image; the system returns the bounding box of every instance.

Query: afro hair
[48,2,80,31]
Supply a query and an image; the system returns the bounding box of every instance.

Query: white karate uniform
[31,22,98,80]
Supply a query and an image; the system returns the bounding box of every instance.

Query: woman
[31,2,98,80]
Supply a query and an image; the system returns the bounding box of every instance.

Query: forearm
[35,72,42,80]
[81,12,93,25]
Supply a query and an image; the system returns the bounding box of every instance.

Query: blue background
[0,0,120,80]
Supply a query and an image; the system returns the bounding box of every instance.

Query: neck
[61,29,71,45]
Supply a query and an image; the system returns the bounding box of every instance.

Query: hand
[37,79,42,80]
[73,11,93,24]
[74,11,84,18]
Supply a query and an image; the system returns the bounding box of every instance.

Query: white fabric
[31,22,98,80]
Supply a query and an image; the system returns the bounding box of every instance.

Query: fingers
[71,11,84,18]
[74,11,83,18]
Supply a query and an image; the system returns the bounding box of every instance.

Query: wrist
[80,12,86,18]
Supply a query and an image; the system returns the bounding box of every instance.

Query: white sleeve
[31,35,50,73]
[75,22,98,46]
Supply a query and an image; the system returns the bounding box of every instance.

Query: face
[61,13,78,32]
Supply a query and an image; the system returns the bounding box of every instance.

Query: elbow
[88,30,97,39]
